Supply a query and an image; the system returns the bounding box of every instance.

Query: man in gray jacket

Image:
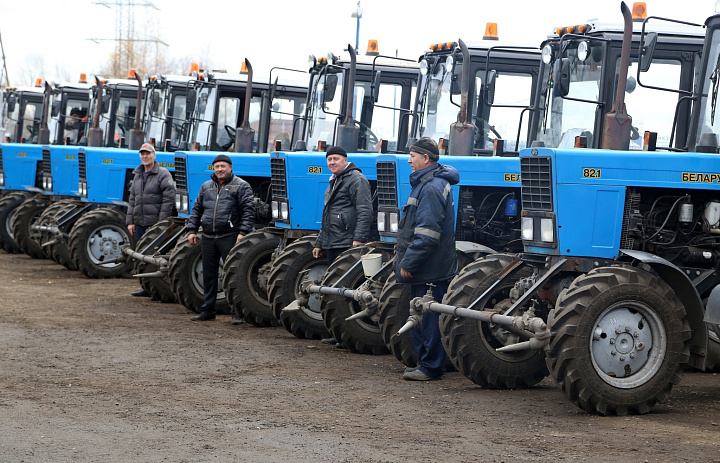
[312,145,373,345]
[126,143,176,297]
[186,154,255,322]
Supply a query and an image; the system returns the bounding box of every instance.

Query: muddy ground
[0,251,718,462]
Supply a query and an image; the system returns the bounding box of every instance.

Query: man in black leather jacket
[186,154,255,322]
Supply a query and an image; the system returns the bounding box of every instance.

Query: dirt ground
[0,251,719,463]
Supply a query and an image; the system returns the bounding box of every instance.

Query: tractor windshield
[306,69,344,151]
[417,57,456,143]
[695,28,720,147]
[535,41,602,149]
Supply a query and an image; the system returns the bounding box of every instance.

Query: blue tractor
[222,42,418,337]
[123,62,308,313]
[398,3,715,415]
[0,77,92,254]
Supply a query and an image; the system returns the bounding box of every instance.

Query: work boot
[191,312,216,321]
[231,313,244,325]
[404,366,418,374]
[131,288,150,297]
[321,337,337,344]
[403,369,440,381]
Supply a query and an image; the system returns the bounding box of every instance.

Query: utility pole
[89,0,166,77]
[0,29,9,87]
[351,1,363,54]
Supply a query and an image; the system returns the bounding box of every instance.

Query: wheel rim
[295,262,328,320]
[246,250,274,304]
[7,207,19,240]
[191,253,225,301]
[590,302,666,389]
[85,224,129,267]
[344,268,381,333]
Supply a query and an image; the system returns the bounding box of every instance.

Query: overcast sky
[1,0,717,86]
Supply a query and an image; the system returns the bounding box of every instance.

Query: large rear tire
[222,231,281,327]
[321,245,392,355]
[68,207,135,278]
[0,192,32,253]
[440,254,548,389]
[378,276,416,367]
[268,235,330,339]
[134,220,176,303]
[167,234,230,314]
[46,203,80,270]
[547,265,690,415]
[12,196,51,259]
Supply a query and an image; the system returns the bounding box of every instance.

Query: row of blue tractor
[1,1,719,416]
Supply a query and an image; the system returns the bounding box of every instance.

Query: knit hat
[212,154,233,165]
[410,137,439,161]
[326,145,347,158]
[139,142,155,155]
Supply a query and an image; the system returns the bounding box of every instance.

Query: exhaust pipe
[448,39,474,156]
[335,44,359,152]
[128,70,145,150]
[234,59,256,153]
[87,77,105,147]
[38,82,52,144]
[601,1,633,150]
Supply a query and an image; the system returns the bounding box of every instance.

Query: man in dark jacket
[126,142,176,297]
[312,146,373,264]
[187,154,255,322]
[312,145,373,346]
[394,137,459,381]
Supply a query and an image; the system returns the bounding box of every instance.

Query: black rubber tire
[12,196,51,259]
[547,265,690,415]
[222,231,281,327]
[378,275,417,367]
[31,200,71,260]
[46,202,80,270]
[167,233,231,315]
[68,207,135,279]
[0,192,32,253]
[267,235,330,339]
[440,253,548,389]
[320,245,392,355]
[133,220,176,303]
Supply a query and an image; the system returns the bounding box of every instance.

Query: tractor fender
[455,240,496,257]
[706,286,720,324]
[621,249,708,371]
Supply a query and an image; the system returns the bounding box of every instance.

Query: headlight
[271,200,279,219]
[0,172,4,186]
[419,59,428,76]
[389,212,398,233]
[377,212,386,232]
[181,195,188,212]
[540,218,554,242]
[542,44,553,64]
[47,178,52,191]
[175,194,182,210]
[577,41,589,62]
[521,217,533,241]
[280,202,288,220]
[445,55,454,73]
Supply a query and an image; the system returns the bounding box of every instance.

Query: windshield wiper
[710,51,720,124]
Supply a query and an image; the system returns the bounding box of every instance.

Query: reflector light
[34,78,43,87]
[189,63,200,75]
[127,68,137,78]
[632,2,647,20]
[79,73,87,84]
[240,61,249,74]
[366,40,379,55]
[483,23,499,40]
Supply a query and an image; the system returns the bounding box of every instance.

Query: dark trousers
[410,280,450,378]
[199,234,237,314]
[325,247,349,265]
[134,224,148,240]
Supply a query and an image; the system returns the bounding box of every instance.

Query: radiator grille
[520,156,553,212]
[78,150,86,181]
[376,161,397,207]
[174,156,187,191]
[270,158,287,198]
[42,147,51,175]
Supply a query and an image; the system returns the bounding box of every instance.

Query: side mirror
[484,70,497,105]
[552,58,571,98]
[101,98,110,114]
[51,100,61,117]
[151,91,160,113]
[371,70,382,103]
[640,32,658,72]
[6,94,16,113]
[186,91,197,115]
[626,75,637,94]
[323,74,338,103]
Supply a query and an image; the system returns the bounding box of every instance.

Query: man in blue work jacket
[394,137,459,381]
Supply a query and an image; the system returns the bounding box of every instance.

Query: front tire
[167,233,230,314]
[68,207,135,278]
[134,220,176,303]
[12,196,51,259]
[440,254,548,389]
[321,245,391,355]
[547,265,690,415]
[0,192,32,253]
[267,235,330,339]
[222,231,281,327]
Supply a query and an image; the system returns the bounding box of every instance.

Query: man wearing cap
[312,145,373,346]
[186,154,255,322]
[126,143,176,297]
[394,137,459,381]
[65,107,87,143]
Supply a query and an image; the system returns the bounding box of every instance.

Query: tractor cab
[687,14,720,152]
[49,75,93,146]
[2,81,45,143]
[86,77,144,148]
[531,4,704,150]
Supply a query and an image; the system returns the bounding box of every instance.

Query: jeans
[198,234,237,315]
[410,280,450,378]
[134,224,148,240]
[325,247,349,266]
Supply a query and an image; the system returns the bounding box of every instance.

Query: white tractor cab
[2,79,46,143]
[48,74,93,146]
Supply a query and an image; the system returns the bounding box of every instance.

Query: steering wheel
[225,125,236,140]
[354,120,379,149]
